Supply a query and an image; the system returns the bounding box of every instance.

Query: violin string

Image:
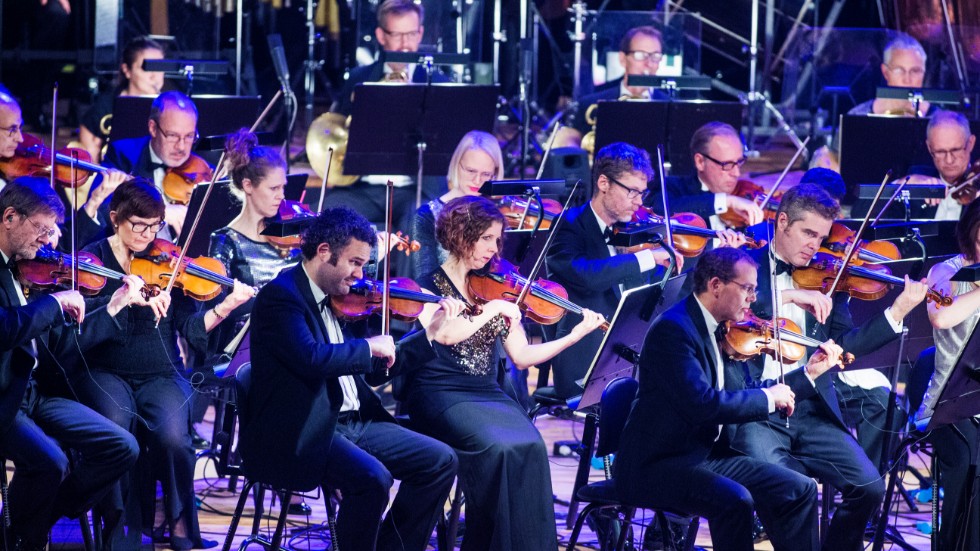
[508,273,582,313]
[182,262,235,286]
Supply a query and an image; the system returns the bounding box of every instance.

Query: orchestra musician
[0,90,25,192]
[75,180,253,551]
[0,177,146,551]
[652,122,765,230]
[730,183,928,551]
[245,206,458,551]
[78,36,165,164]
[615,246,829,551]
[915,198,980,551]
[406,195,605,550]
[847,34,935,117]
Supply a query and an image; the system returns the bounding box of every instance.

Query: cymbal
[306,112,358,187]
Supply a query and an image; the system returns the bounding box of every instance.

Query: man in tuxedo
[615,246,833,551]
[0,178,144,551]
[546,142,677,399]
[731,183,929,550]
[246,206,458,551]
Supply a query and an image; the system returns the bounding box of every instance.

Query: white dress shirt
[304,265,361,412]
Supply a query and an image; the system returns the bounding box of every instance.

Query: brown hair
[619,26,663,53]
[118,36,164,90]
[776,182,840,226]
[693,246,758,295]
[435,196,505,259]
[592,142,653,196]
[109,179,166,222]
[689,121,741,158]
[377,0,423,29]
[224,128,287,201]
[956,199,980,262]
[1,176,65,223]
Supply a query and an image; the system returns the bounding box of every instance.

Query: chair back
[235,363,252,432]
[595,377,638,458]
[906,346,936,421]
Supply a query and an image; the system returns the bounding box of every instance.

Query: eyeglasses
[607,176,650,201]
[929,144,969,160]
[22,216,57,239]
[726,280,757,298]
[626,50,664,63]
[0,124,23,138]
[459,164,495,182]
[380,28,421,41]
[885,64,925,79]
[701,152,748,172]
[157,128,199,146]
[127,219,167,235]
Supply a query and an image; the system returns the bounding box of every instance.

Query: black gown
[403,268,558,551]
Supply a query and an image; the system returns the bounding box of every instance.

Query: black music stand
[594,100,742,182]
[345,83,499,208]
[577,273,690,411]
[875,86,961,117]
[480,179,566,265]
[177,174,308,257]
[626,75,712,98]
[142,58,230,96]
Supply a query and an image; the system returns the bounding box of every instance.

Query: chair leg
[221,480,255,551]
[656,511,674,551]
[79,512,95,551]
[443,482,464,551]
[268,491,294,550]
[682,516,700,551]
[325,490,340,551]
[565,502,603,551]
[566,411,599,529]
[614,506,636,551]
[250,484,267,536]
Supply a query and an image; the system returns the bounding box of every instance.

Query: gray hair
[928,109,972,142]
[883,34,927,66]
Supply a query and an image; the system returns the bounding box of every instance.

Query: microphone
[267,34,291,95]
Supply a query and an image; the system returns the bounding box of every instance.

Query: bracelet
[211,307,227,320]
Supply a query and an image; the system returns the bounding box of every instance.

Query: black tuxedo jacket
[545,203,652,398]
[740,244,899,427]
[650,173,718,222]
[243,264,435,490]
[102,136,156,181]
[332,61,452,116]
[615,296,770,482]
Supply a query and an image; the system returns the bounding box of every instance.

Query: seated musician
[94,90,205,237]
[915,198,980,550]
[0,90,24,192]
[246,206,458,551]
[615,246,827,551]
[324,0,451,267]
[730,183,928,550]
[0,177,147,551]
[560,25,667,147]
[651,122,765,231]
[847,34,936,118]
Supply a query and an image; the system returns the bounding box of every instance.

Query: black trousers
[732,398,885,551]
[928,418,980,551]
[836,381,906,472]
[0,382,138,546]
[322,414,458,551]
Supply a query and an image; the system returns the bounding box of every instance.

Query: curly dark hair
[693,246,758,295]
[300,206,376,262]
[435,196,505,259]
[108,179,165,222]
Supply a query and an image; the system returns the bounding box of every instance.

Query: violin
[0,134,110,187]
[496,196,561,230]
[791,252,953,307]
[721,309,855,367]
[625,206,765,257]
[261,200,316,256]
[467,257,610,329]
[948,159,980,205]
[161,154,213,205]
[129,238,234,301]
[718,179,782,229]
[17,246,156,299]
[819,222,900,264]
[331,277,480,323]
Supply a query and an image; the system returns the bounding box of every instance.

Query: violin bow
[513,180,580,308]
[655,145,679,276]
[535,123,562,180]
[757,136,810,213]
[824,170,892,298]
[764,214,788,425]
[381,180,394,375]
[160,90,283,300]
[871,175,911,229]
[317,147,334,214]
[50,83,82,329]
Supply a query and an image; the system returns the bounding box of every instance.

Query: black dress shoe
[191,431,210,450]
[287,501,313,516]
[170,536,218,550]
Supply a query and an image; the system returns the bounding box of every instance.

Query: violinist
[729,183,929,551]
[616,246,835,551]
[0,90,25,191]
[405,195,604,550]
[914,199,980,551]
[545,142,677,399]
[847,34,936,118]
[95,90,206,237]
[652,121,765,231]
[246,206,458,551]
[75,180,253,551]
[413,130,503,283]
[0,178,147,551]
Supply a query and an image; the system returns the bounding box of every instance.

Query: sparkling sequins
[432,271,508,376]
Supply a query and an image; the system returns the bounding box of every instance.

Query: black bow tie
[149,160,167,172]
[602,227,614,243]
[714,324,727,342]
[774,257,795,276]
[319,297,330,313]
[2,256,17,275]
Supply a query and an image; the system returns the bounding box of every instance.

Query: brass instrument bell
[306,112,358,187]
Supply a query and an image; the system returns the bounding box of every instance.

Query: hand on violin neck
[569,308,605,340]
[806,339,844,379]
[366,335,396,370]
[220,280,256,314]
[767,383,796,416]
[488,299,522,325]
[436,296,469,321]
[715,229,747,249]
[51,290,86,324]
[780,288,832,324]
[106,274,149,316]
[725,195,765,226]
[890,275,929,321]
[84,169,128,219]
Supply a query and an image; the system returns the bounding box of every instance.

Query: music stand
[142,58,230,96]
[345,83,499,208]
[875,86,961,117]
[480,179,566,265]
[577,272,690,411]
[177,174,308,257]
[626,75,712,98]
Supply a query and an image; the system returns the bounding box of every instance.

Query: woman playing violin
[915,199,980,550]
[76,180,253,550]
[405,196,604,551]
[412,130,503,278]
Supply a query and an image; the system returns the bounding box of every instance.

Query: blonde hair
[446,130,504,191]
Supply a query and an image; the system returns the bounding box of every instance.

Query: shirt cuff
[713,193,727,214]
[635,248,658,273]
[884,307,904,333]
[761,388,776,413]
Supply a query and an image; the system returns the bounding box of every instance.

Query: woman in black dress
[405,195,604,551]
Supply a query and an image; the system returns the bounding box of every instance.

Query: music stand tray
[577,273,690,410]
[109,95,261,143]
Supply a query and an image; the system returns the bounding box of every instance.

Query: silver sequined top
[209,227,301,288]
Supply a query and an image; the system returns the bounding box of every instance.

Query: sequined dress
[403,268,559,551]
